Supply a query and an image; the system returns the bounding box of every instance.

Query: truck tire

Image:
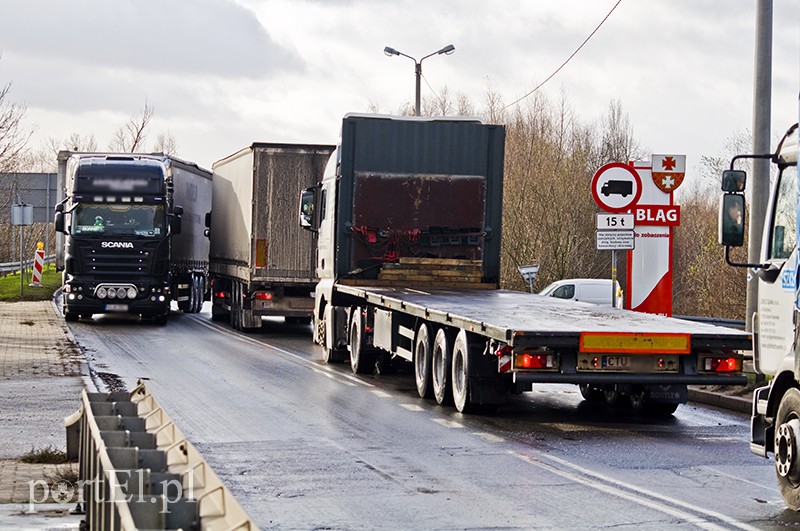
[190,274,202,313]
[349,308,375,374]
[414,323,434,399]
[579,384,604,403]
[452,330,475,413]
[230,282,241,330]
[432,328,453,406]
[775,387,800,510]
[318,314,346,363]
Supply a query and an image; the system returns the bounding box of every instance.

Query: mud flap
[644,384,687,404]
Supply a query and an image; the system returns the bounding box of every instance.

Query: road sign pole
[611,250,617,309]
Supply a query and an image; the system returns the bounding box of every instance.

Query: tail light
[515,353,554,370]
[704,357,742,373]
[253,291,273,301]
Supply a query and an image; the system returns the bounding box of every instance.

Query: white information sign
[596,230,635,250]
[596,213,634,230]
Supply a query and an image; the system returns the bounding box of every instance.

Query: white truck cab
[719,123,800,509]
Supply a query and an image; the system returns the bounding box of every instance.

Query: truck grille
[81,248,155,278]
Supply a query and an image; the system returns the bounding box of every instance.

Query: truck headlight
[127,287,137,299]
[96,287,107,299]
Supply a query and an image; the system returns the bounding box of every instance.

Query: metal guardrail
[0,254,56,274]
[65,381,257,530]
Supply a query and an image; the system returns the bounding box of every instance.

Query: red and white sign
[632,205,681,226]
[626,161,679,317]
[651,154,686,194]
[591,162,642,213]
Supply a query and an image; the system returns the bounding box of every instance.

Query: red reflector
[215,291,226,298]
[253,292,273,301]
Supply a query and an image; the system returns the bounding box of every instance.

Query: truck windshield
[769,165,798,260]
[71,203,165,237]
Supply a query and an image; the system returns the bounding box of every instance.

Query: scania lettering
[300,114,750,417]
[718,122,800,510]
[55,153,212,324]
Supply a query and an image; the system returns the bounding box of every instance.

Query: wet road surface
[67,305,800,530]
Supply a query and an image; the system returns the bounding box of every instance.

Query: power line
[501,0,623,111]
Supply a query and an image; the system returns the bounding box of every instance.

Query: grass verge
[0,265,61,302]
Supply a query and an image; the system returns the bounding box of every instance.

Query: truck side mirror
[719,193,745,247]
[204,211,211,228]
[54,211,65,234]
[299,187,318,231]
[171,205,183,235]
[722,170,747,192]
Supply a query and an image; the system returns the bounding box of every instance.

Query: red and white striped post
[30,242,44,287]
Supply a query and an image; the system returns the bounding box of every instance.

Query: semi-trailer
[301,113,751,414]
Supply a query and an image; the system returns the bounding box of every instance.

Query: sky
[0,0,798,183]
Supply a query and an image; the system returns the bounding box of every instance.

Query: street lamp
[383,44,455,116]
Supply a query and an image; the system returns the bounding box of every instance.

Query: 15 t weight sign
[596,213,634,230]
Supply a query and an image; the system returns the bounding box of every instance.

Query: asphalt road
[68,304,800,530]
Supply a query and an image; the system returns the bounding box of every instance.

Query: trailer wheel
[191,274,203,313]
[414,323,433,399]
[432,328,453,405]
[349,309,375,374]
[775,387,800,510]
[603,386,626,408]
[579,384,604,403]
[452,330,476,413]
[230,282,241,330]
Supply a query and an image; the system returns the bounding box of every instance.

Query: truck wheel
[230,282,241,330]
[603,386,627,408]
[190,275,201,313]
[414,323,433,399]
[349,309,375,374]
[432,328,453,405]
[452,330,475,413]
[775,387,800,510]
[579,384,604,403]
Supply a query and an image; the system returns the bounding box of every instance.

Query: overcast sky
[0,0,798,181]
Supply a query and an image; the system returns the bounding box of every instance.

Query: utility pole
[746,0,772,336]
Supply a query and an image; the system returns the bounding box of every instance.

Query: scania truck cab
[55,153,211,324]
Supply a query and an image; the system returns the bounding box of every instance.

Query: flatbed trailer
[301,114,751,415]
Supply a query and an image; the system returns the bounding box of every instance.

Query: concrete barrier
[65,381,257,530]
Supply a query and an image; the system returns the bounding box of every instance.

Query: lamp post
[383,44,455,116]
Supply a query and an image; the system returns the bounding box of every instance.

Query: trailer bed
[336,285,752,350]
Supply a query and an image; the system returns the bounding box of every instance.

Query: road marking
[432,419,465,429]
[702,466,778,491]
[473,432,505,443]
[400,404,425,412]
[189,316,375,389]
[510,450,758,531]
[371,390,392,398]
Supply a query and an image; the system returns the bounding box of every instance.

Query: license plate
[602,355,630,369]
[105,304,129,312]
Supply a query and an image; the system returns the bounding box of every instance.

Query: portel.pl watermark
[27,469,194,514]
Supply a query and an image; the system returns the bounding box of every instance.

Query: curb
[688,388,751,414]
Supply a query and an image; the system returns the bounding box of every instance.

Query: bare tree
[152,132,178,156]
[108,99,154,152]
[0,81,32,173]
[599,99,643,164]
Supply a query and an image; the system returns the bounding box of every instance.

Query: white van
[538,278,623,307]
